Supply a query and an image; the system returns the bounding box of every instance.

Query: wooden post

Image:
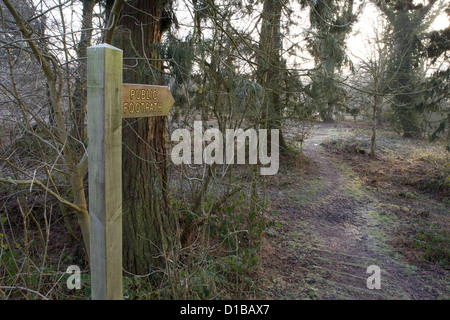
[87,44,123,300]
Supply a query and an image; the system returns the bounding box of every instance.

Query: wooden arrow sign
[122,83,175,118]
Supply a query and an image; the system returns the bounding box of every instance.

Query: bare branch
[0,177,83,214]
[104,0,125,45]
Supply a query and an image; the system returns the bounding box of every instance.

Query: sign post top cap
[88,43,122,52]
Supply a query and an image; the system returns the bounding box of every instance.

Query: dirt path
[259,124,448,300]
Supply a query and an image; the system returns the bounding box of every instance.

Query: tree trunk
[395,71,422,138]
[321,102,335,123]
[371,95,378,157]
[257,0,289,153]
[72,0,95,144]
[112,0,175,275]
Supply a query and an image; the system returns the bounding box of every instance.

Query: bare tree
[0,0,99,257]
[354,26,393,157]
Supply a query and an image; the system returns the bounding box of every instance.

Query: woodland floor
[1,120,448,300]
[257,122,449,300]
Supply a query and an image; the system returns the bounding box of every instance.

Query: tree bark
[110,0,174,275]
[72,0,95,143]
[257,0,289,152]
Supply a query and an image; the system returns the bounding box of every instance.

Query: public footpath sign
[122,83,174,118]
[87,44,174,300]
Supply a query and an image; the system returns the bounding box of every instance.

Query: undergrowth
[0,178,277,300]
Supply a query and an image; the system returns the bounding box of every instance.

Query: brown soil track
[258,123,449,300]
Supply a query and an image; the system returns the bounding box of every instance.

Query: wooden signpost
[87,44,174,300]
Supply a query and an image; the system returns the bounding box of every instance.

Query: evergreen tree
[373,0,444,138]
[303,0,359,122]
[421,4,450,143]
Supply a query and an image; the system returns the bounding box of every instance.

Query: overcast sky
[348,0,449,60]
